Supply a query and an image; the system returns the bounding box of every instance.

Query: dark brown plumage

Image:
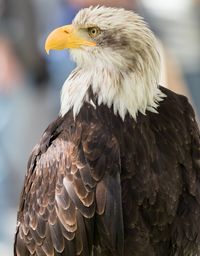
[14,87,200,256]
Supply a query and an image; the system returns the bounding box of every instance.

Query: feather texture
[15,87,200,256]
[15,104,123,256]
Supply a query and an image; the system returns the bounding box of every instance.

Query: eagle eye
[88,27,101,38]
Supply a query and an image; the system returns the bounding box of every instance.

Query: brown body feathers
[14,87,200,256]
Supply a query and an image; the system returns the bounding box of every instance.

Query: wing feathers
[56,201,77,231]
[95,173,124,255]
[63,177,95,218]
[41,225,54,256]
[36,216,47,238]
[49,221,65,252]
[96,180,107,215]
[35,246,46,256]
[14,116,122,256]
[55,190,70,210]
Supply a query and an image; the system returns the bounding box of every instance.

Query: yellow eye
[88,27,101,38]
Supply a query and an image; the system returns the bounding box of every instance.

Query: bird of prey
[14,6,200,256]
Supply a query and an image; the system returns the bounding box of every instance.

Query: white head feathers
[60,6,165,120]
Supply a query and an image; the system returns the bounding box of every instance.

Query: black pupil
[92,29,96,34]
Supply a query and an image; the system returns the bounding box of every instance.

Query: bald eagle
[14,6,200,256]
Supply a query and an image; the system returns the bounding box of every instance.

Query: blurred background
[0,0,200,254]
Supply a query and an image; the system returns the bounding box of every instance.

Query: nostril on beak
[64,30,69,34]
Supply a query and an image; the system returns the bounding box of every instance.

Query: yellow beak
[45,25,96,54]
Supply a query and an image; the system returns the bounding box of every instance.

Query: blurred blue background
[0,0,199,254]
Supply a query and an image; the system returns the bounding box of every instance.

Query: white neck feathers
[60,63,165,120]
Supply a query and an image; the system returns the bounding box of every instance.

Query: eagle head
[45,6,165,120]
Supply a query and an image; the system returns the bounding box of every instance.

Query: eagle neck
[60,65,165,120]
